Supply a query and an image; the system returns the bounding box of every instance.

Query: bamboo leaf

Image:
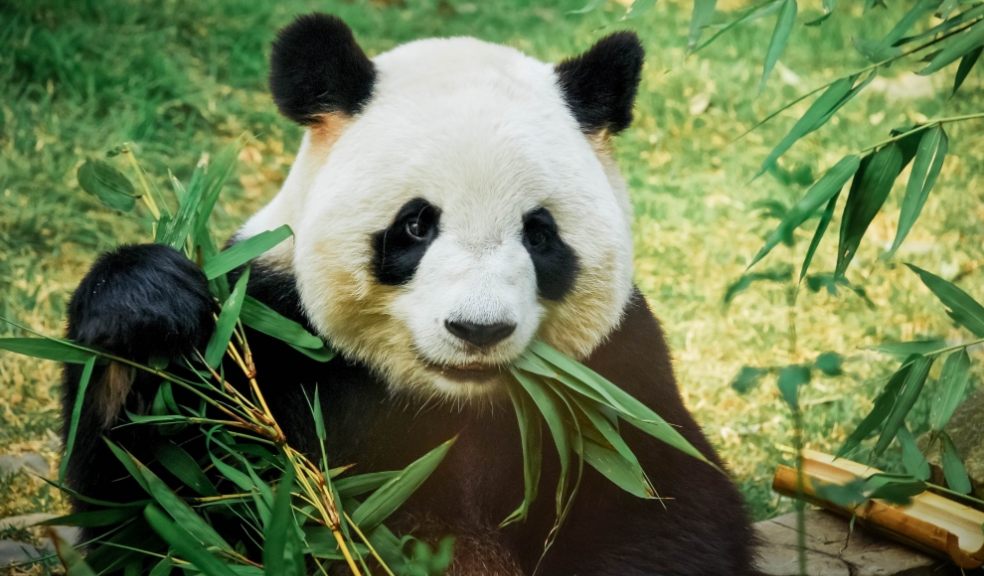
[805,0,835,26]
[799,191,839,281]
[155,442,218,497]
[760,0,797,92]
[687,0,717,52]
[749,155,859,269]
[868,339,946,360]
[240,296,324,350]
[897,425,930,481]
[953,45,982,95]
[906,264,984,337]
[777,364,810,409]
[202,226,293,280]
[815,352,843,376]
[143,505,239,576]
[0,337,95,364]
[758,75,869,176]
[889,126,948,256]
[874,355,933,455]
[573,396,653,499]
[930,349,971,431]
[77,159,136,212]
[511,370,574,517]
[352,437,455,531]
[39,507,140,528]
[60,355,96,482]
[920,20,984,75]
[205,267,250,368]
[500,381,543,527]
[50,530,99,576]
[836,144,904,277]
[731,366,767,394]
[693,0,784,54]
[525,341,715,468]
[838,364,910,457]
[263,466,304,576]
[335,471,398,499]
[940,433,972,494]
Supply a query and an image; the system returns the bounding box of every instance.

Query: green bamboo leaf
[920,20,984,75]
[155,442,218,497]
[573,397,653,499]
[874,355,933,455]
[805,0,835,26]
[906,264,984,337]
[511,370,574,516]
[815,352,843,376]
[38,507,140,528]
[760,0,797,92]
[202,226,292,280]
[693,0,784,54]
[77,159,136,212]
[335,471,398,499]
[240,296,324,350]
[263,466,304,576]
[60,355,96,481]
[865,474,926,505]
[567,0,605,15]
[758,75,870,177]
[799,191,839,281]
[953,45,982,95]
[897,425,930,480]
[930,349,972,431]
[868,339,947,360]
[352,437,455,531]
[889,126,948,256]
[854,0,936,62]
[724,267,792,304]
[730,366,767,394]
[193,145,240,247]
[205,266,250,368]
[0,337,95,364]
[526,341,714,467]
[626,0,656,19]
[940,433,972,494]
[836,144,904,277]
[500,381,543,527]
[777,364,810,410]
[749,155,859,269]
[838,364,910,457]
[143,505,239,576]
[687,0,717,52]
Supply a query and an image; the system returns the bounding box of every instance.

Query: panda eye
[523,210,556,252]
[404,206,435,241]
[525,227,548,249]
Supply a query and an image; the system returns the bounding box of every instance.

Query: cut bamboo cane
[772,449,984,569]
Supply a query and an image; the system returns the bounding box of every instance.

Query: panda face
[246,16,643,400]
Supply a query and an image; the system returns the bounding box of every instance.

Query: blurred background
[1,0,981,534]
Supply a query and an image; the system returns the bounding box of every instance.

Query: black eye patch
[522,208,579,300]
[372,198,441,285]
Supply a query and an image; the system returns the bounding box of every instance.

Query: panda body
[62,14,755,575]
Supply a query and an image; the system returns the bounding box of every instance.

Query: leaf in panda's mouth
[503,340,717,565]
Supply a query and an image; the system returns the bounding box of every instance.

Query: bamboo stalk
[772,449,984,569]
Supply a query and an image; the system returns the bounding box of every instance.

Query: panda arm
[61,244,213,514]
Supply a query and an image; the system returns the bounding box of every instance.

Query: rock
[0,453,49,478]
[0,539,42,568]
[921,389,984,498]
[754,509,952,576]
[40,525,81,552]
[0,513,55,532]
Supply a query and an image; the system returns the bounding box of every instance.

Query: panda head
[244,14,643,400]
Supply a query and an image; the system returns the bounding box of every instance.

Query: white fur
[241,37,635,399]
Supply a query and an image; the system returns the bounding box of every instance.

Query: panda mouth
[425,361,506,382]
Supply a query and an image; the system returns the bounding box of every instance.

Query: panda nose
[445,320,516,348]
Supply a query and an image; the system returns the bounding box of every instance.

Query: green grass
[1,0,982,532]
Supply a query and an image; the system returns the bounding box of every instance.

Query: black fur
[522,207,579,300]
[269,13,376,124]
[556,32,644,134]
[371,198,441,285]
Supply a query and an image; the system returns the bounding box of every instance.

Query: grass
[1,0,982,541]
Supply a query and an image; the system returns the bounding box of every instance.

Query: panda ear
[555,32,644,135]
[269,13,376,125]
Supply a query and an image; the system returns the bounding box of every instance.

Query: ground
[1,0,982,553]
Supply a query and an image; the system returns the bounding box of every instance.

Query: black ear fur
[556,32,644,134]
[269,13,376,124]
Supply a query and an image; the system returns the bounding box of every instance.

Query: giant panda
[62,13,756,575]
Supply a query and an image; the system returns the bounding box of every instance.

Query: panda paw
[67,244,215,360]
